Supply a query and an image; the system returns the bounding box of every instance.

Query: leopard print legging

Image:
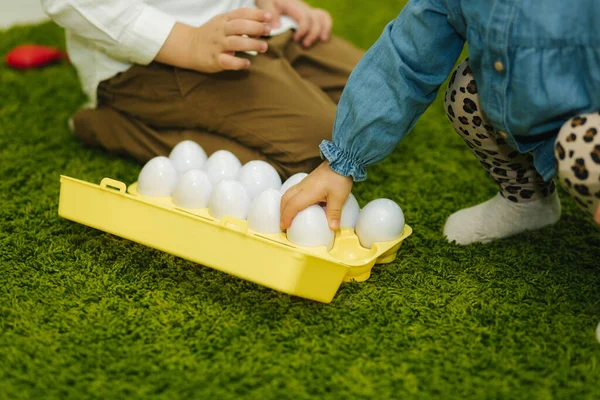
[445,60,600,219]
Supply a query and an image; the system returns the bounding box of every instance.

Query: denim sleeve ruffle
[319,140,368,181]
[316,0,465,183]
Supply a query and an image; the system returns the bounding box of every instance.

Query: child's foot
[443,191,561,245]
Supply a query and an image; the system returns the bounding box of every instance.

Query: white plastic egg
[168,140,207,175]
[247,189,282,234]
[208,179,251,220]
[340,193,360,229]
[287,205,335,250]
[204,150,242,184]
[355,198,405,249]
[137,156,178,197]
[172,169,213,209]
[280,172,308,194]
[238,160,282,199]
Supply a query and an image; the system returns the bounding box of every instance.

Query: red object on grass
[5,44,68,70]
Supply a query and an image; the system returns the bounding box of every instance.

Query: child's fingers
[224,36,268,53]
[280,185,301,227]
[294,19,311,42]
[290,10,311,42]
[280,189,319,229]
[302,13,321,47]
[217,53,251,71]
[225,19,271,37]
[227,8,272,23]
[325,192,346,230]
[257,0,281,29]
[316,10,332,41]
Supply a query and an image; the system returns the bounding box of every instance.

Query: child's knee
[282,111,332,161]
[72,108,101,148]
[555,111,600,214]
[555,112,600,174]
[269,113,332,177]
[444,59,486,133]
[72,106,158,163]
[555,113,600,149]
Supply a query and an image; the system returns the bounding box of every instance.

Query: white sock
[443,191,561,245]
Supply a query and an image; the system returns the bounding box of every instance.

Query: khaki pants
[72,31,364,178]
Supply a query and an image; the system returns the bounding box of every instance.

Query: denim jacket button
[494,61,505,73]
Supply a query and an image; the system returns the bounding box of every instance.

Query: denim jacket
[320,0,600,182]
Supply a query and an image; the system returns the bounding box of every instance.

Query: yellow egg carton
[58,175,413,303]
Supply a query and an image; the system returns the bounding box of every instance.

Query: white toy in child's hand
[280,172,308,194]
[340,193,360,229]
[172,169,213,209]
[238,160,282,199]
[168,140,207,175]
[355,199,405,249]
[137,156,178,197]
[242,35,259,56]
[248,189,282,234]
[287,205,335,250]
[204,150,242,184]
[208,179,251,220]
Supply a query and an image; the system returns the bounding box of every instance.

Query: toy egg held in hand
[287,205,335,250]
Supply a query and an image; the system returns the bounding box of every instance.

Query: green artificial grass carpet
[1,2,600,399]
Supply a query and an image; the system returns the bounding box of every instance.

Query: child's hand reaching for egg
[280,161,353,230]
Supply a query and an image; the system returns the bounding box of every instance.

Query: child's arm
[281,0,465,229]
[42,0,272,72]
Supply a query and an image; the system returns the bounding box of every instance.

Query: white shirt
[41,0,297,106]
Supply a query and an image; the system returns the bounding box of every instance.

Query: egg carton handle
[100,178,127,194]
[219,216,249,234]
